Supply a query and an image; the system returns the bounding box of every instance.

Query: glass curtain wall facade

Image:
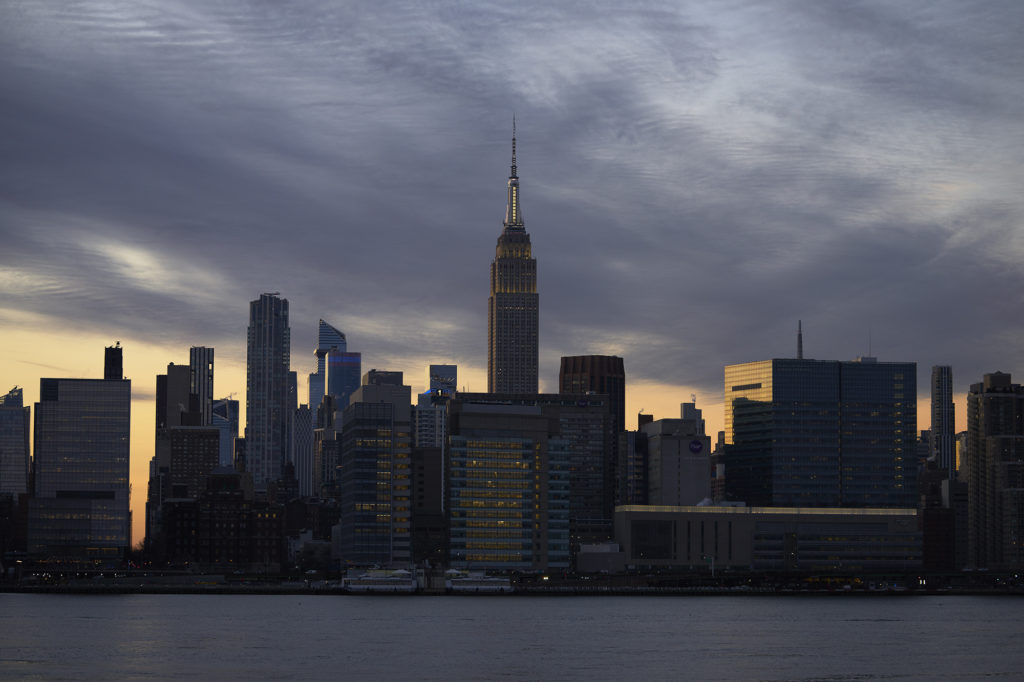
[447,400,570,571]
[326,350,361,409]
[0,387,29,497]
[840,361,915,507]
[339,402,395,565]
[338,371,412,567]
[725,358,915,508]
[30,375,131,562]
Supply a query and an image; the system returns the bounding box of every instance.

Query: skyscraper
[326,350,361,409]
[308,319,346,409]
[413,364,457,449]
[931,365,955,478]
[559,356,625,436]
[246,293,291,488]
[0,386,29,498]
[447,395,570,571]
[338,371,412,566]
[724,357,917,508]
[29,346,131,563]
[488,122,538,393]
[189,346,214,426]
[966,372,1024,569]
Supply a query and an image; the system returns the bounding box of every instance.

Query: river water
[1,594,1020,680]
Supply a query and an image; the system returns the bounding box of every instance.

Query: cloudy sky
[3,1,1023,536]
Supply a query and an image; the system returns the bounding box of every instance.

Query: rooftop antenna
[868,327,873,357]
[797,320,803,360]
[510,114,517,178]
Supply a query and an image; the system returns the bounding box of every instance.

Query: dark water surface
[1,594,1020,680]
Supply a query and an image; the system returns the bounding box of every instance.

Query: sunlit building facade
[488,124,538,394]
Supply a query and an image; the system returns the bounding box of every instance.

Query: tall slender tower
[246,293,291,487]
[189,346,214,426]
[488,119,538,393]
[308,319,345,409]
[931,365,955,477]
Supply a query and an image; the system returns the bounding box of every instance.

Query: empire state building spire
[488,119,538,393]
[504,116,523,230]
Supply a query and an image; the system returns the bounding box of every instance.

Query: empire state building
[488,123,538,393]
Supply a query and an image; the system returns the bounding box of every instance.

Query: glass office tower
[29,347,131,563]
[725,358,915,508]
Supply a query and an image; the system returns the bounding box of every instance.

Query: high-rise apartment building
[487,124,538,393]
[966,372,1024,569]
[0,387,30,498]
[931,365,955,478]
[29,346,131,563]
[724,357,917,508]
[189,346,214,426]
[413,364,457,448]
[246,293,291,488]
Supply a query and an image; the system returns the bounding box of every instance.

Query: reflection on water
[1,594,1021,681]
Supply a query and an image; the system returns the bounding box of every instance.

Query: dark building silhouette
[559,356,625,435]
[159,467,284,571]
[560,355,625,504]
[103,342,123,381]
[147,360,220,555]
[931,365,955,478]
[488,122,538,394]
[0,386,29,498]
[966,372,1024,569]
[0,387,30,561]
[411,446,446,565]
[189,346,214,426]
[29,345,131,564]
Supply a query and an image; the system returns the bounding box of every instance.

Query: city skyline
[2,2,1021,542]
